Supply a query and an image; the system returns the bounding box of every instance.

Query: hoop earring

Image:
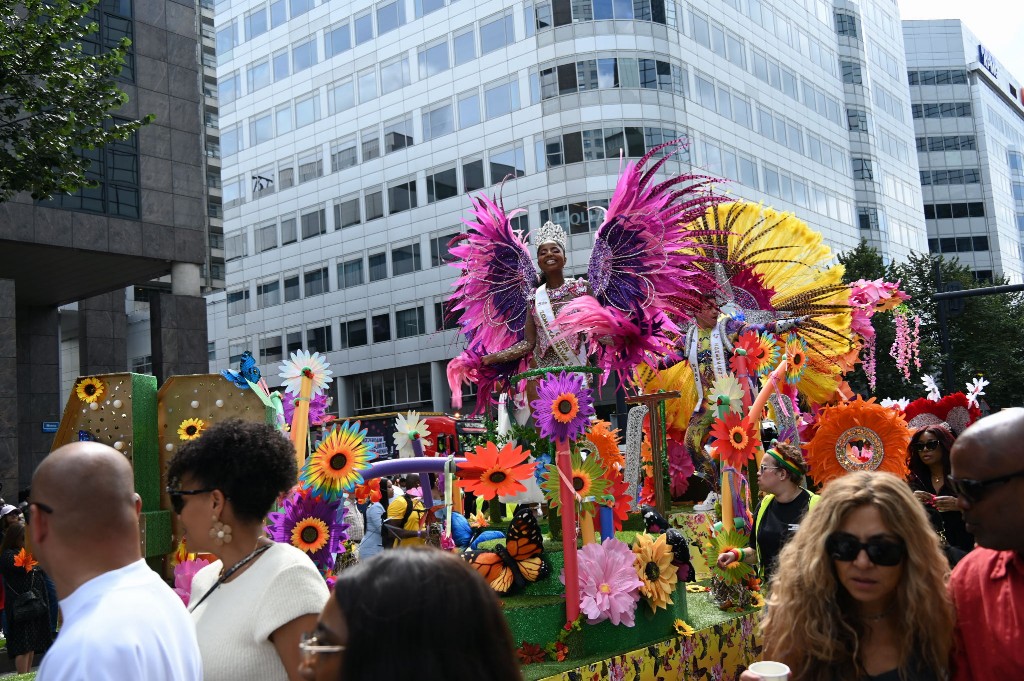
[210,515,233,546]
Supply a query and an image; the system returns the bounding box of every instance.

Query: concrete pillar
[15,304,60,490]
[150,293,209,386]
[335,375,352,418]
[430,361,451,414]
[78,289,128,375]
[0,280,17,497]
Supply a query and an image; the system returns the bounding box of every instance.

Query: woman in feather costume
[445,141,726,413]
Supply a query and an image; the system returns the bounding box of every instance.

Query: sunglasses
[949,471,1024,504]
[299,632,345,665]
[911,440,941,453]
[825,532,906,567]
[24,502,54,525]
[166,487,215,514]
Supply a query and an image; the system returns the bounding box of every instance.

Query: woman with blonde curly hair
[743,471,954,681]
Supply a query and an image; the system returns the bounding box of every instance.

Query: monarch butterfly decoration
[462,508,550,595]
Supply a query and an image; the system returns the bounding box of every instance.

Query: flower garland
[515,615,584,665]
[890,305,921,382]
[862,338,877,392]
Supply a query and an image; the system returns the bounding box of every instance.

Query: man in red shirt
[948,408,1024,680]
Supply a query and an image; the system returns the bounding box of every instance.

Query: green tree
[0,0,153,201]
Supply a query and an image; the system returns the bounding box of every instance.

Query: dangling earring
[210,515,233,546]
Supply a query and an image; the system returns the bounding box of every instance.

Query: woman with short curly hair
[166,419,328,681]
[745,471,954,681]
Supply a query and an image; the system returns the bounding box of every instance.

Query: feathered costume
[804,396,910,485]
[446,141,727,412]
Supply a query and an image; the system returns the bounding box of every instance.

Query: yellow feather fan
[634,362,696,437]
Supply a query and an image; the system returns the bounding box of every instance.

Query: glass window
[273,49,289,81]
[484,78,519,119]
[727,33,745,68]
[304,267,329,296]
[562,132,583,164]
[739,154,758,189]
[842,60,862,84]
[582,129,605,161]
[369,252,387,281]
[695,73,716,112]
[326,22,351,58]
[221,125,241,157]
[247,60,271,92]
[418,39,449,79]
[301,207,326,238]
[380,56,410,95]
[458,90,480,128]
[328,79,355,115]
[355,12,373,45]
[275,104,292,135]
[365,189,384,220]
[361,126,380,161]
[430,232,461,266]
[392,243,421,275]
[597,58,618,88]
[480,13,514,55]
[216,22,238,55]
[284,274,300,301]
[852,157,873,181]
[259,334,283,364]
[388,179,417,214]
[416,0,445,17]
[453,27,476,65]
[384,116,414,153]
[227,289,249,316]
[372,313,391,342]
[289,0,311,18]
[295,94,319,128]
[376,0,404,35]
[342,318,368,348]
[256,222,278,252]
[396,307,426,338]
[307,324,333,353]
[358,68,377,103]
[270,0,286,27]
[218,73,240,104]
[292,38,317,73]
[422,101,454,141]
[281,217,297,245]
[427,166,458,203]
[577,59,599,91]
[330,136,357,171]
[463,158,485,192]
[250,111,273,145]
[691,12,710,48]
[257,280,280,308]
[625,126,644,156]
[489,143,526,182]
[335,196,360,228]
[340,258,364,288]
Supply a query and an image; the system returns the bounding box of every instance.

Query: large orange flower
[14,548,37,573]
[709,412,758,470]
[457,442,535,499]
[587,420,624,470]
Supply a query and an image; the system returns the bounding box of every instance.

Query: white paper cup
[748,660,791,681]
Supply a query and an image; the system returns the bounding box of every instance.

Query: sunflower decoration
[300,421,376,501]
[393,411,431,458]
[751,592,766,609]
[279,350,334,396]
[781,333,809,385]
[674,619,695,637]
[632,532,677,612]
[708,412,758,470]
[540,448,610,514]
[804,396,910,485]
[705,375,744,416]
[177,418,206,441]
[75,376,106,404]
[267,489,349,574]
[587,420,624,470]
[531,371,595,443]
[457,441,535,500]
[703,530,755,586]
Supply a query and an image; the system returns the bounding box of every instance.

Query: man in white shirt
[28,441,203,681]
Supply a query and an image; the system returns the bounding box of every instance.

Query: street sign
[41,421,59,433]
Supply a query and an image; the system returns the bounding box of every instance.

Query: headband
[766,448,803,478]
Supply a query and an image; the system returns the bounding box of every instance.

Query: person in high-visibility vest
[717,441,819,584]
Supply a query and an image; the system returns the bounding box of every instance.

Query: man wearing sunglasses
[28,442,202,681]
[947,408,1024,681]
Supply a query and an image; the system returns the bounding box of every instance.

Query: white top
[190,542,330,681]
[37,559,202,681]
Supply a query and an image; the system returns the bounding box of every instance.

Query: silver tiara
[534,221,567,250]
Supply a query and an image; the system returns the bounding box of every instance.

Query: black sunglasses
[949,471,1024,504]
[166,487,215,514]
[24,501,54,525]
[911,440,941,453]
[825,532,906,567]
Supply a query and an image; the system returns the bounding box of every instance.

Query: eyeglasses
[299,632,345,664]
[825,532,906,567]
[165,487,215,514]
[911,440,941,453]
[758,463,780,473]
[24,502,53,525]
[949,471,1024,504]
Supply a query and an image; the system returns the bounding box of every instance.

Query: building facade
[904,19,1024,283]
[207,0,925,416]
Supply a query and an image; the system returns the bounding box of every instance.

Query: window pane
[355,13,373,44]
[284,275,300,301]
[369,253,387,280]
[453,28,475,65]
[372,313,391,342]
[458,91,480,128]
[380,57,409,95]
[427,167,458,203]
[377,0,404,35]
[392,244,421,275]
[463,159,485,192]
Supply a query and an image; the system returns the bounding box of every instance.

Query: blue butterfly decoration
[220,350,261,389]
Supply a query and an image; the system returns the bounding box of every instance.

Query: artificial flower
[587,420,624,470]
[282,390,331,428]
[516,642,546,664]
[702,530,756,586]
[708,412,758,470]
[922,374,941,401]
[279,350,333,396]
[172,557,210,606]
[668,438,695,498]
[685,583,710,593]
[751,592,765,609]
[565,538,643,627]
[674,619,695,637]
[966,376,989,408]
[540,448,610,513]
[393,411,432,457]
[13,548,37,573]
[731,330,778,376]
[632,533,677,612]
[300,421,375,501]
[783,333,809,384]
[468,511,489,528]
[879,397,910,410]
[75,376,106,403]
[267,489,348,574]
[457,442,535,499]
[352,479,381,505]
[531,371,595,443]
[177,418,206,441]
[601,470,632,531]
[706,375,744,416]
[550,641,570,661]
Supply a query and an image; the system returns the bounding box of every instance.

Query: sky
[898,0,1024,81]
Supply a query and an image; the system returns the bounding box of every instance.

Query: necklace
[189,541,272,613]
[861,603,896,622]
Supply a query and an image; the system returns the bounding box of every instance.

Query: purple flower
[267,490,349,574]
[282,390,331,427]
[531,371,595,442]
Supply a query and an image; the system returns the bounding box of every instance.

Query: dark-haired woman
[0,523,51,674]
[298,547,522,681]
[717,442,819,585]
[906,425,974,560]
[357,478,393,560]
[167,419,328,681]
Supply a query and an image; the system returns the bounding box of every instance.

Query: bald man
[947,408,1024,681]
[29,442,202,681]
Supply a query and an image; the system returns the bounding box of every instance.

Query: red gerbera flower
[708,412,758,470]
[516,642,546,664]
[457,442,535,500]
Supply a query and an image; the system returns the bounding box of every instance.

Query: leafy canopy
[0,0,153,201]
